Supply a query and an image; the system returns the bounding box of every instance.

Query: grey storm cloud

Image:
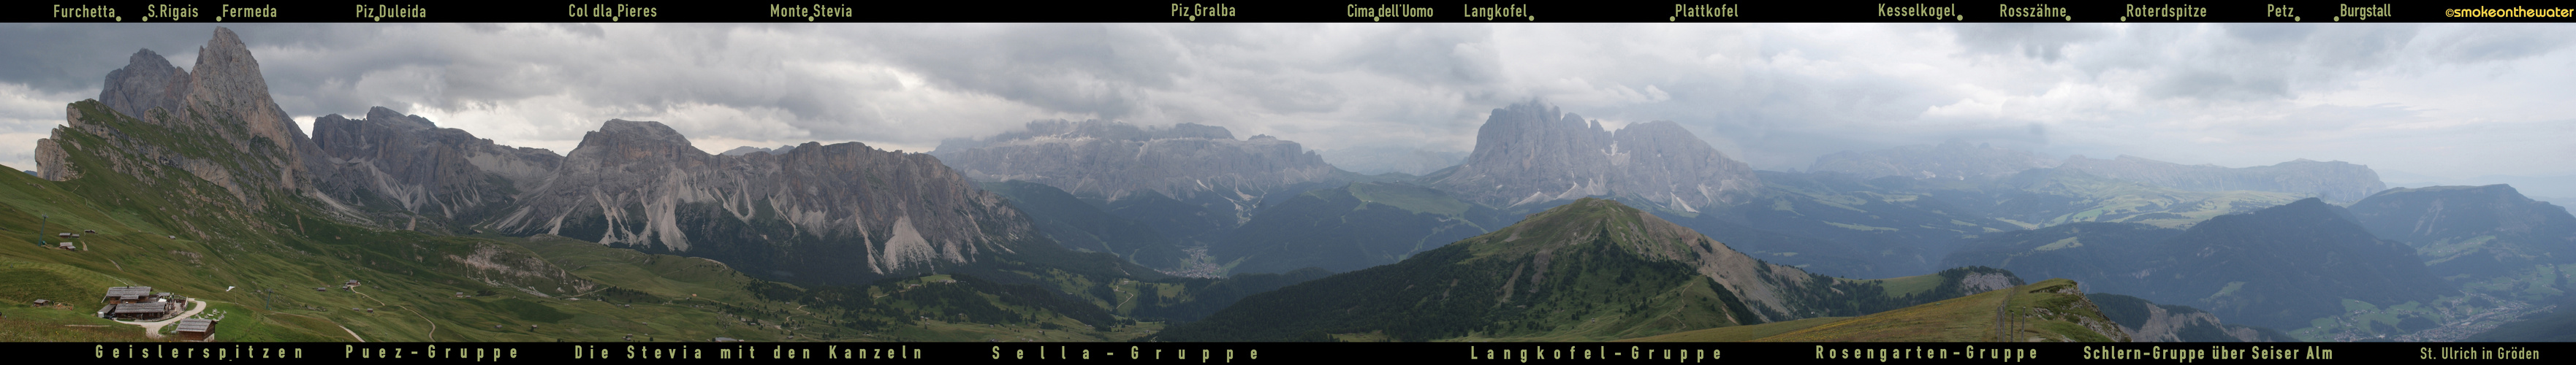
[0,23,2569,179]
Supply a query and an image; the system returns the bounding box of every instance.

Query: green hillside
[1214,182,1511,274]
[1158,199,2018,342]
[1752,279,2128,342]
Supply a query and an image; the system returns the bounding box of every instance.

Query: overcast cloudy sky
[1,23,2569,181]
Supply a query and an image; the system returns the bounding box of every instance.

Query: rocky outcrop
[484,120,1062,284]
[31,138,76,181]
[1423,102,1760,212]
[1809,139,2057,180]
[2058,155,2387,202]
[308,107,562,227]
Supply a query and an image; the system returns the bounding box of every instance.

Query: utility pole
[37,215,45,247]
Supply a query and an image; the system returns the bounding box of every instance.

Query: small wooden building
[175,318,217,342]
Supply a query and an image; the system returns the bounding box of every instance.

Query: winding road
[118,300,212,339]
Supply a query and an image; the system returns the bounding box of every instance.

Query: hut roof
[114,302,170,313]
[105,286,153,299]
[175,318,216,333]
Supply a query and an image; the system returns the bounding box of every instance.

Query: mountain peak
[99,48,191,118]
[1457,198,1809,316]
[597,119,688,142]
[362,107,437,130]
[569,120,703,162]
[49,27,319,202]
[1483,198,1728,255]
[1430,103,1758,210]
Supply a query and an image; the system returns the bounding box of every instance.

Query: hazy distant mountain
[931,120,1353,248]
[1941,222,2183,291]
[2346,185,2576,281]
[1939,168,2305,229]
[1211,182,1511,274]
[931,119,1344,203]
[1318,146,1466,175]
[1650,170,2022,278]
[2143,198,2456,328]
[1422,102,1760,212]
[1942,198,2454,330]
[2056,155,2387,202]
[2382,172,2576,201]
[1157,199,2005,341]
[716,145,799,156]
[2086,293,2295,342]
[1808,139,2057,180]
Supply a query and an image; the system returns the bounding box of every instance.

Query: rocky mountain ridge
[308,107,562,230]
[1423,102,1761,212]
[930,119,1345,206]
[2058,155,2387,202]
[475,120,1086,284]
[37,28,1130,286]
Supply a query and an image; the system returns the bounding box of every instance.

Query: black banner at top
[15,1,2576,23]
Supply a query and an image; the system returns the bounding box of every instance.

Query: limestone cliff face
[1424,102,1760,212]
[932,120,1343,204]
[32,138,76,181]
[309,107,562,227]
[2058,155,2387,202]
[485,120,1055,284]
[1809,139,2059,180]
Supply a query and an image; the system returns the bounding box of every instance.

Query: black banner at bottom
[29,342,2563,364]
